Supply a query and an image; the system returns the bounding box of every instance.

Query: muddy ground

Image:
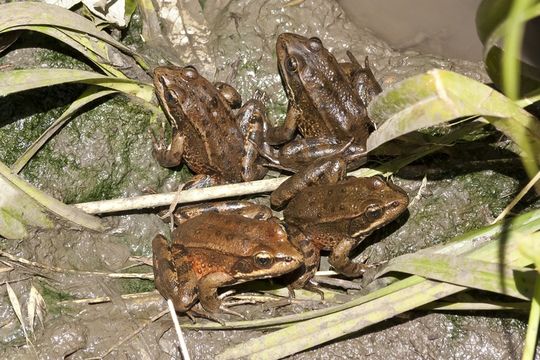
[0,0,538,359]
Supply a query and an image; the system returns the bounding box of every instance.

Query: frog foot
[287,281,325,301]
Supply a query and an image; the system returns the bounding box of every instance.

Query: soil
[0,0,538,359]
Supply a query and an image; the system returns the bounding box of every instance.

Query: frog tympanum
[263,33,382,171]
[152,65,270,187]
[152,201,302,322]
[271,157,409,294]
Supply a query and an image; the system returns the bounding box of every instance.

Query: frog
[263,33,382,171]
[151,65,270,187]
[152,200,303,322]
[271,156,409,294]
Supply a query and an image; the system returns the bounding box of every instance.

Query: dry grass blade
[5,282,29,342]
[27,284,46,332]
[168,299,191,360]
[492,170,540,223]
[0,250,153,279]
[74,176,288,214]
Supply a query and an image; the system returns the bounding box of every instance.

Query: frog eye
[285,56,299,72]
[371,177,385,189]
[183,66,199,79]
[308,37,322,51]
[365,205,383,221]
[254,251,274,268]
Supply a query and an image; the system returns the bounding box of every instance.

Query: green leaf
[476,0,540,94]
[0,175,53,239]
[367,69,540,187]
[380,253,535,300]
[0,162,105,234]
[0,68,153,102]
[0,2,135,57]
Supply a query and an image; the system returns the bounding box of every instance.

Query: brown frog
[152,200,303,322]
[152,65,270,187]
[263,33,382,171]
[271,157,408,294]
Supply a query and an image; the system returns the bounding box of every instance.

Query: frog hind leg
[342,52,382,108]
[271,156,347,208]
[329,236,375,277]
[173,200,273,224]
[183,174,224,190]
[285,226,324,299]
[150,125,185,168]
[236,99,269,181]
[152,234,197,312]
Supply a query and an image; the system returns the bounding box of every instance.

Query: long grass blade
[11,87,118,173]
[522,274,540,360]
[367,69,540,189]
[6,282,29,342]
[380,253,535,300]
[0,161,105,231]
[0,68,153,101]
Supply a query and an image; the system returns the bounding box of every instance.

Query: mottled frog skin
[263,33,382,171]
[152,201,302,322]
[271,157,408,295]
[152,65,270,187]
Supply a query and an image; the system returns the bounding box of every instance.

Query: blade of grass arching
[367,69,540,189]
[379,253,535,300]
[353,121,485,178]
[0,2,148,70]
[10,25,127,78]
[11,87,118,173]
[500,0,534,100]
[522,274,540,360]
[518,232,540,360]
[216,280,465,360]
[217,211,540,359]
[0,69,153,102]
[0,31,20,53]
[0,162,105,232]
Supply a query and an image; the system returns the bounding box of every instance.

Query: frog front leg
[271,156,347,208]
[329,236,373,277]
[150,125,186,168]
[173,200,274,225]
[265,104,303,145]
[152,234,198,312]
[236,99,269,181]
[198,272,245,319]
[285,225,324,298]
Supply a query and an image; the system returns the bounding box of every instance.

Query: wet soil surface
[0,0,538,359]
